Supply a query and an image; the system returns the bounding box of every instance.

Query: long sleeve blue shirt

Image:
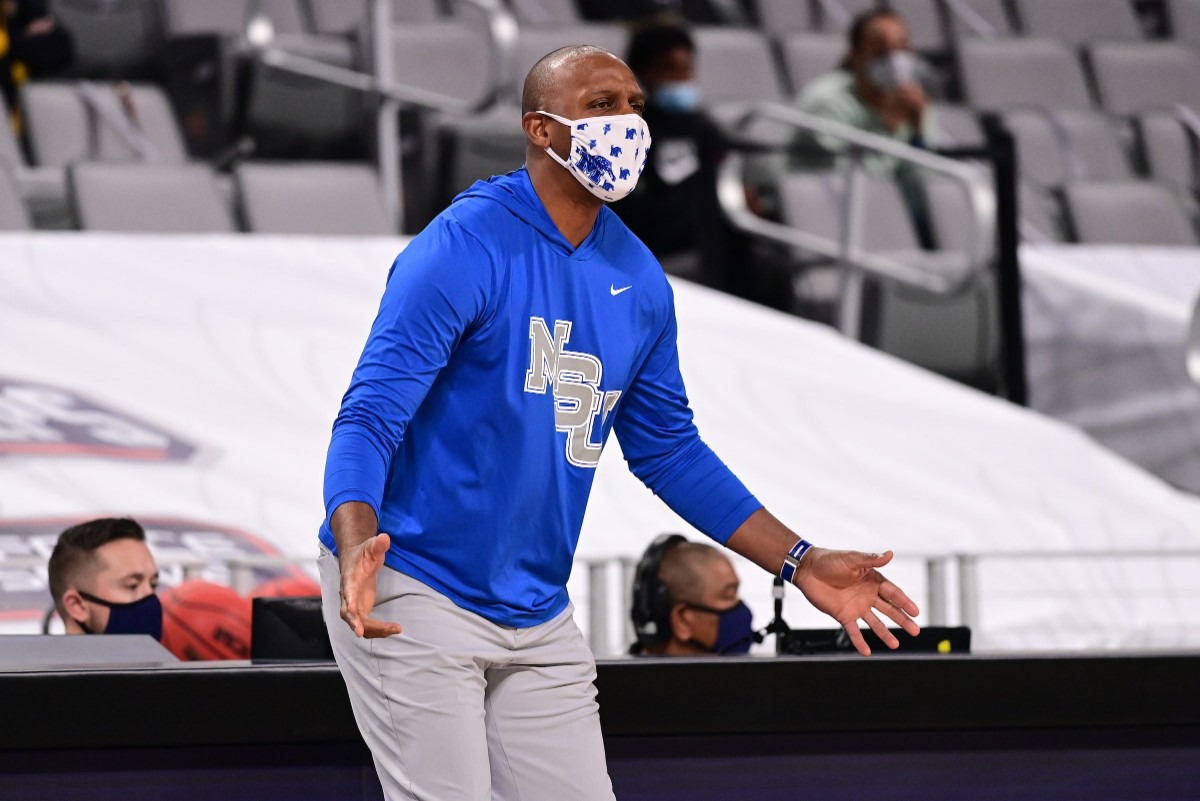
[320,168,760,627]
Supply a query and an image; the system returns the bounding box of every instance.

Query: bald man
[631,535,757,656]
[320,44,920,801]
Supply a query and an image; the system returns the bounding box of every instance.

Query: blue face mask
[686,600,756,655]
[655,81,701,113]
[79,590,163,641]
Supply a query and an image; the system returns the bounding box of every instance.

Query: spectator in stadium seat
[630,534,757,656]
[790,8,935,244]
[0,0,74,134]
[613,25,723,279]
[48,517,162,640]
[613,23,762,296]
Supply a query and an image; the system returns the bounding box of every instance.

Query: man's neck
[526,157,604,250]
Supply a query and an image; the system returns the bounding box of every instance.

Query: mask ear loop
[536,110,576,169]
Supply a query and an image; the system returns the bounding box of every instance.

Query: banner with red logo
[2,233,1199,651]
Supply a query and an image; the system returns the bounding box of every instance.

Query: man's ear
[522,111,552,150]
[60,588,89,627]
[668,602,693,643]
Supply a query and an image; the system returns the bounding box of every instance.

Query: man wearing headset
[630,534,756,656]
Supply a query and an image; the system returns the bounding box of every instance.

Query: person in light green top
[792,8,934,169]
[790,8,936,243]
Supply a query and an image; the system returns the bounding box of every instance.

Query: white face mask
[866,50,922,91]
[537,110,652,202]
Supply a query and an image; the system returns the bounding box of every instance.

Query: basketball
[250,574,320,598]
[160,580,253,661]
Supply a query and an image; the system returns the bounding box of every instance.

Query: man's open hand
[794,548,920,656]
[338,533,404,639]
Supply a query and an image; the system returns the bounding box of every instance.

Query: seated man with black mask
[613,24,737,289]
[630,534,756,656]
[47,517,162,641]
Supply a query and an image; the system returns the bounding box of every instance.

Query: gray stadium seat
[779,171,921,250]
[1013,0,1142,47]
[756,0,816,32]
[0,94,71,228]
[161,0,307,36]
[959,38,1093,112]
[942,0,1017,39]
[1088,42,1200,116]
[1000,109,1132,188]
[22,82,189,168]
[1064,180,1199,245]
[508,0,582,25]
[930,103,986,148]
[927,172,1067,245]
[1019,182,1067,243]
[1138,112,1199,190]
[52,0,164,78]
[391,22,496,107]
[236,162,395,235]
[886,0,949,54]
[778,170,998,381]
[0,97,22,172]
[1169,0,1200,46]
[0,167,32,230]
[812,0,878,32]
[308,0,443,33]
[70,163,236,233]
[692,26,787,130]
[508,25,629,97]
[780,34,845,96]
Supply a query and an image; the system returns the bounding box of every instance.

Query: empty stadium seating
[236,162,395,235]
[1013,0,1144,46]
[22,82,188,167]
[0,167,32,231]
[69,163,236,233]
[1064,180,1199,245]
[959,38,1094,111]
[1088,41,1200,114]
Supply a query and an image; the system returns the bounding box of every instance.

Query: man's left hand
[793,548,920,656]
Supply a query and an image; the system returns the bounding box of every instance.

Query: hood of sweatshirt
[452,167,611,261]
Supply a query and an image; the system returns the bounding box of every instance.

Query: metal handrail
[241,0,518,230]
[716,102,996,340]
[247,0,517,116]
[1189,292,1200,387]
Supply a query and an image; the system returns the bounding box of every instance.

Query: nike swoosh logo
[610,284,632,296]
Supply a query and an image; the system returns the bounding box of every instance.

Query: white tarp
[2,233,1199,652]
[1022,244,1200,495]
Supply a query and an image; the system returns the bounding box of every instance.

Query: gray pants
[318,549,616,801]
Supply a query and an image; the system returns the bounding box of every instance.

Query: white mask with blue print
[538,111,652,203]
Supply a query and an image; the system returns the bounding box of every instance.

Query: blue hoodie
[320,168,760,627]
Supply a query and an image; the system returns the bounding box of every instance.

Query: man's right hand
[338,533,404,639]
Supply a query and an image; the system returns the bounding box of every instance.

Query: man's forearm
[724,507,806,577]
[330,501,380,565]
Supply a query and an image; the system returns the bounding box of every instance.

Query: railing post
[371,0,404,232]
[957,554,980,634]
[837,152,867,341]
[229,561,256,595]
[588,561,610,658]
[925,556,948,626]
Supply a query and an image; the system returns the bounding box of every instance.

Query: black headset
[630,533,688,651]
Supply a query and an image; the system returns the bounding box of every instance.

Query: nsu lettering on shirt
[524,317,621,468]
